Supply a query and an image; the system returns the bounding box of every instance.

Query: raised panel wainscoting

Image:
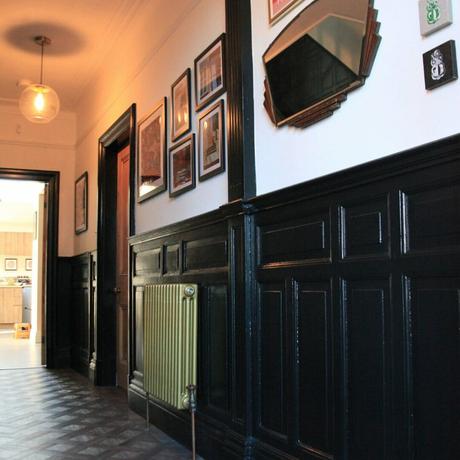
[125,133,460,459]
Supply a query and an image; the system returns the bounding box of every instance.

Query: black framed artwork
[198,99,225,181]
[75,171,88,234]
[423,40,458,90]
[169,134,196,198]
[137,97,167,202]
[194,34,226,111]
[171,69,191,142]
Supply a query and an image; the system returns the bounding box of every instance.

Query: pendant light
[19,36,60,123]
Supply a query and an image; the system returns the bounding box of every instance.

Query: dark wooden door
[116,146,130,390]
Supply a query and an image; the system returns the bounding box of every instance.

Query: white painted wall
[75,0,226,254]
[30,192,44,344]
[252,0,460,195]
[0,99,76,256]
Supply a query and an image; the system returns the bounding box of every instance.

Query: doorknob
[112,287,121,294]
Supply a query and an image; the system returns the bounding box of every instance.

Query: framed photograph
[268,0,304,24]
[194,34,226,111]
[171,69,191,142]
[25,258,32,271]
[5,258,17,271]
[198,99,225,181]
[169,134,196,198]
[137,97,167,202]
[75,172,88,234]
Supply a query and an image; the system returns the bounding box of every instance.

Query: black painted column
[226,0,256,202]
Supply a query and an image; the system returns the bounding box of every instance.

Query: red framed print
[268,0,304,24]
[171,69,191,142]
[194,34,226,111]
[137,97,167,202]
[169,134,196,198]
[198,99,225,181]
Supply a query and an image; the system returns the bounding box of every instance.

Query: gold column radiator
[143,283,198,410]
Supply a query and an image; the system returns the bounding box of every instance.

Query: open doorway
[0,179,46,369]
[0,169,59,369]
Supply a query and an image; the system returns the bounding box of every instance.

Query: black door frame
[95,104,136,385]
[0,168,59,368]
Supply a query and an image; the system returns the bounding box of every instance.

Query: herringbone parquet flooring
[0,368,193,459]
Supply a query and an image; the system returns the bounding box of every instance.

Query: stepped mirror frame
[263,0,381,129]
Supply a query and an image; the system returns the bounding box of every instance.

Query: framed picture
[171,69,191,142]
[194,34,226,111]
[268,0,304,24]
[75,172,88,234]
[4,258,17,271]
[137,97,167,202]
[419,0,453,36]
[169,134,196,197]
[25,258,32,271]
[198,99,225,181]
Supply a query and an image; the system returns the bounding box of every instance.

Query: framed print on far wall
[25,258,32,271]
[269,0,304,25]
[171,69,191,142]
[75,171,88,234]
[4,258,17,271]
[194,34,226,111]
[169,134,196,198]
[137,97,167,202]
[198,99,225,181]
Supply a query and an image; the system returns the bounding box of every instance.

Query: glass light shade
[19,84,60,123]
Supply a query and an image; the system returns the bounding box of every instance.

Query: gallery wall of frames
[137,34,227,204]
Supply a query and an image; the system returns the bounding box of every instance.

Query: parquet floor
[0,368,193,459]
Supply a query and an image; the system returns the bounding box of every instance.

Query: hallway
[0,368,193,459]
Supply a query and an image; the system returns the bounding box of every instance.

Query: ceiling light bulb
[18,35,60,124]
[19,84,60,123]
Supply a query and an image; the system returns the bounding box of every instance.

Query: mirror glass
[264,0,374,127]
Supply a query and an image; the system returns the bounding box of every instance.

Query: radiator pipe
[146,391,150,430]
[187,384,197,460]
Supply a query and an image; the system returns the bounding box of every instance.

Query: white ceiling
[0,179,44,231]
[0,0,148,110]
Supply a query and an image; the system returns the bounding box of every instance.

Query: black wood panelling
[345,279,390,460]
[70,253,92,377]
[340,197,388,259]
[402,181,460,254]
[258,212,329,265]
[258,285,287,441]
[408,277,460,460]
[251,135,460,459]
[296,281,333,456]
[129,214,243,460]
[206,285,229,413]
[127,132,460,460]
[184,237,228,272]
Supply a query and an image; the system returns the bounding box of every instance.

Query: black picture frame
[137,97,167,203]
[194,34,226,111]
[75,171,88,234]
[4,258,17,271]
[169,134,196,198]
[198,99,226,181]
[423,40,458,90]
[171,69,192,142]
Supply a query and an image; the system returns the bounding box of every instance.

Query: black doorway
[0,168,59,368]
[95,104,136,386]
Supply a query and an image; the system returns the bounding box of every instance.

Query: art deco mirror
[263,0,381,129]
